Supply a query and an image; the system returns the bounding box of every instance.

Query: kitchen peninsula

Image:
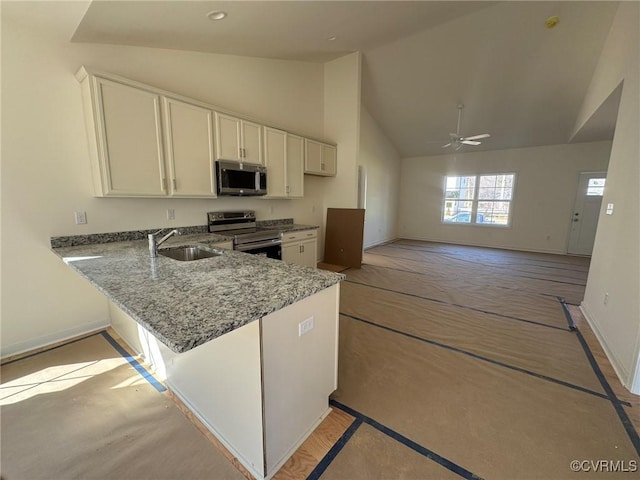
[51,230,344,480]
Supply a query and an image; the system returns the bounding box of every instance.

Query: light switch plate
[606,203,614,215]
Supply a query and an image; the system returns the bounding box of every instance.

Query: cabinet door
[215,112,241,161]
[264,127,286,197]
[304,139,322,173]
[321,144,337,176]
[281,243,300,265]
[300,239,317,268]
[97,79,166,195]
[286,134,304,198]
[241,120,263,165]
[164,98,216,197]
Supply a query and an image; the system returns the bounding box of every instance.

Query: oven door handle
[235,239,282,251]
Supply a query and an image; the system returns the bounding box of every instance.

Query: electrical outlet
[167,209,175,220]
[299,316,314,336]
[74,211,87,225]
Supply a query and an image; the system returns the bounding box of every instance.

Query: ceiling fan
[437,104,490,150]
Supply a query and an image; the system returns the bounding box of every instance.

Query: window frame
[441,172,516,228]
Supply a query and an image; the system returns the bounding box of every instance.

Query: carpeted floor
[324,240,639,479]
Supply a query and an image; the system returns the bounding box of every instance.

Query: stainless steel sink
[158,245,222,262]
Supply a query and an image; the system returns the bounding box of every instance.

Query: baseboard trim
[363,237,399,250]
[1,320,110,363]
[398,236,572,256]
[579,302,630,389]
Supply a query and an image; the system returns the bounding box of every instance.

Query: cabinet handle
[321,162,325,171]
[306,233,313,237]
[172,178,177,191]
[162,178,167,191]
[286,185,290,194]
[300,245,304,253]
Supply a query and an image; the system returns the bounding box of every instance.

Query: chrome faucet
[148,228,180,257]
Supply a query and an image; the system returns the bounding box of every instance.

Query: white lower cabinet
[109,284,340,480]
[281,230,318,268]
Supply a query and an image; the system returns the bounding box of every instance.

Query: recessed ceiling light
[207,11,227,21]
[328,36,337,41]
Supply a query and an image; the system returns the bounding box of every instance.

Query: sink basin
[158,245,222,262]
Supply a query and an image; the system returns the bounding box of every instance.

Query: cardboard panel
[324,208,365,268]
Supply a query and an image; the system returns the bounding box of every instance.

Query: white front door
[567,172,607,255]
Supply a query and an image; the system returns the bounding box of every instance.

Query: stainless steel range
[207,210,282,260]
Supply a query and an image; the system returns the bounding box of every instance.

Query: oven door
[235,240,282,260]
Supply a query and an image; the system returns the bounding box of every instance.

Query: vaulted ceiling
[72,1,620,157]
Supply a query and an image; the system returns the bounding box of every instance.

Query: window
[586,178,606,196]
[443,174,515,226]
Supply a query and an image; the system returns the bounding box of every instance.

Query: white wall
[359,107,400,248]
[577,3,640,393]
[398,141,611,254]
[317,52,362,257]
[323,52,361,211]
[0,2,332,356]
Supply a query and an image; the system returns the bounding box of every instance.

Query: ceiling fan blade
[441,143,452,148]
[462,133,490,141]
[461,140,481,146]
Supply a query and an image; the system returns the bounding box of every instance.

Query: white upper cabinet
[80,73,167,196]
[304,139,337,176]
[286,134,304,198]
[215,113,241,161]
[241,120,264,165]
[77,67,336,198]
[263,129,304,199]
[163,98,216,197]
[263,127,287,197]
[215,112,263,165]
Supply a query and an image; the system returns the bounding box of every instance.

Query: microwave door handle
[255,171,260,191]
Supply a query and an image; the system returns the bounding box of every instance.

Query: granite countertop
[276,224,319,233]
[53,232,343,354]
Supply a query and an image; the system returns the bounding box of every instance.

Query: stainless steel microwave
[216,160,267,196]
